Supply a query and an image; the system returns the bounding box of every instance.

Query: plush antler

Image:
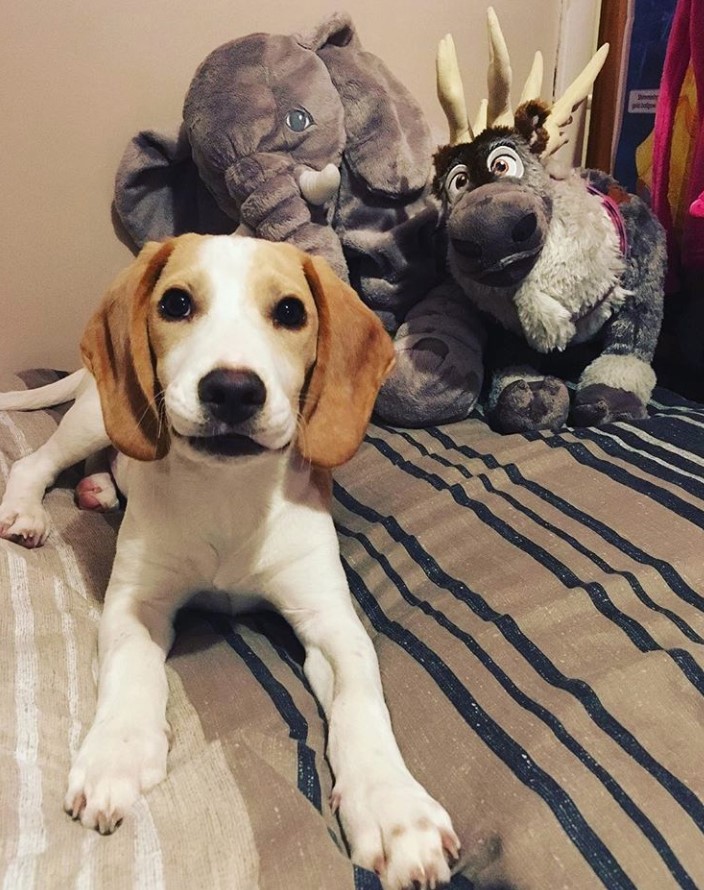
[541,43,609,156]
[519,50,544,106]
[436,33,473,145]
[486,6,513,127]
[436,7,608,158]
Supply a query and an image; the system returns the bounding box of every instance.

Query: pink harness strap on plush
[651,0,704,288]
[586,184,630,258]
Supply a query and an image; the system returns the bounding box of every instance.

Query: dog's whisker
[125,390,167,442]
[294,412,313,466]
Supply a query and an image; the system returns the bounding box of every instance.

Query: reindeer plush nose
[198,368,266,425]
[448,182,549,287]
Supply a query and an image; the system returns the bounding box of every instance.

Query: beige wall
[0,0,563,374]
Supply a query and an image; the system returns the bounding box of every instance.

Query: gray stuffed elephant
[114,12,484,427]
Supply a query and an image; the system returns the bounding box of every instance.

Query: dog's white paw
[0,501,50,548]
[336,773,460,890]
[76,473,120,512]
[64,720,168,834]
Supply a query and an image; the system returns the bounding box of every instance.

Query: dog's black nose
[198,369,266,425]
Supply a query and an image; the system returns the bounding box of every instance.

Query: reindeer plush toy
[434,9,666,433]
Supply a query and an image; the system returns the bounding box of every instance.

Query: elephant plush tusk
[233,221,255,237]
[298,163,341,206]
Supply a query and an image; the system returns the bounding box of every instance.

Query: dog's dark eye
[273,297,307,329]
[159,288,192,320]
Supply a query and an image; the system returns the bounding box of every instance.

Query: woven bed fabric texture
[1,369,703,889]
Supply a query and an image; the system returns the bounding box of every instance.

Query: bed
[1,369,702,889]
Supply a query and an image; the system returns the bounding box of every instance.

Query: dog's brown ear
[80,240,175,461]
[298,253,395,468]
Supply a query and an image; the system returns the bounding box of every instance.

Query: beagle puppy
[0,235,459,890]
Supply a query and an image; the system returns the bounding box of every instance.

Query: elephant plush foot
[490,376,570,434]
[570,384,647,426]
[374,282,485,427]
[375,335,483,426]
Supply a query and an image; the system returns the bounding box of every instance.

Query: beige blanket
[1,370,703,889]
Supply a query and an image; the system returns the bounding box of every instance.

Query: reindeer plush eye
[487,145,524,179]
[445,164,470,202]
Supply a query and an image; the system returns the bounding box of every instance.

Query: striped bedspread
[1,370,703,889]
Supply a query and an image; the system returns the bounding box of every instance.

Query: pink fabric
[651,0,704,289]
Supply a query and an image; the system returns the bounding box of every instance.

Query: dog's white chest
[122,449,327,607]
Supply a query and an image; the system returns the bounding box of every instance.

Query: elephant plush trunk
[298,163,341,206]
[227,154,348,281]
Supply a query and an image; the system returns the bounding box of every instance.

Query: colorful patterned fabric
[651,0,704,287]
[1,370,703,889]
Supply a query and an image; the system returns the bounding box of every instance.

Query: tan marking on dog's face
[146,236,320,453]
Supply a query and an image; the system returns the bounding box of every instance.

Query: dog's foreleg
[276,561,460,890]
[65,532,184,833]
[0,376,109,547]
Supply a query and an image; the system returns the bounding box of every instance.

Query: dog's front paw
[337,774,459,890]
[65,721,168,834]
[0,502,50,548]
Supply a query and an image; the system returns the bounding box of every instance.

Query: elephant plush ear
[297,252,395,468]
[114,124,235,250]
[295,10,359,51]
[308,17,433,197]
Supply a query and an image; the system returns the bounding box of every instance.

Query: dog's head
[80,235,395,468]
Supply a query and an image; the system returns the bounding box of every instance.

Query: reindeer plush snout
[448,182,550,287]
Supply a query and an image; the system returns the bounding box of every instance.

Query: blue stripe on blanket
[567,425,704,494]
[208,615,322,811]
[616,417,704,466]
[391,426,704,642]
[335,515,695,889]
[535,432,704,527]
[332,476,704,831]
[339,553,637,890]
[353,865,384,889]
[363,434,704,695]
[417,425,704,617]
[649,387,704,412]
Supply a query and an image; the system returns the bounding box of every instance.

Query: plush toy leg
[572,217,664,426]
[572,185,665,426]
[485,332,570,433]
[488,368,570,434]
[373,280,485,426]
[572,354,655,425]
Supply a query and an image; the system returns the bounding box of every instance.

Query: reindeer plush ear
[80,240,175,461]
[298,254,395,468]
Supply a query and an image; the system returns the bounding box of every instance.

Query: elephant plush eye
[285,108,314,133]
[445,164,470,203]
[487,145,524,179]
[273,296,307,329]
[159,288,193,320]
